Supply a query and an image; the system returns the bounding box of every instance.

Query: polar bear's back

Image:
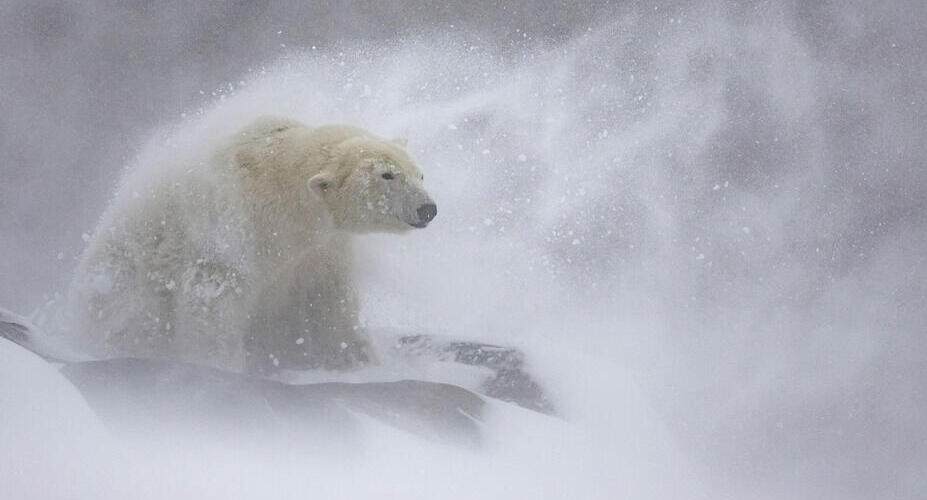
[67,125,260,360]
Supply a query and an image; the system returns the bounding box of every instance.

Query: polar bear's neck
[236,174,348,273]
[224,121,356,271]
[240,189,348,270]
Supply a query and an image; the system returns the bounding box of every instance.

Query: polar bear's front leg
[245,256,375,374]
[174,260,249,371]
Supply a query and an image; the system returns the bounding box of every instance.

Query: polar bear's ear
[308,172,334,199]
[391,137,408,148]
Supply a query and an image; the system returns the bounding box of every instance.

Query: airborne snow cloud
[1,1,925,499]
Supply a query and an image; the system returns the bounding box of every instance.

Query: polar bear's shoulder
[228,117,373,149]
[214,116,310,170]
[235,115,307,141]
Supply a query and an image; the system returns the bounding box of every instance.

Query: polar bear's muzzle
[410,202,437,228]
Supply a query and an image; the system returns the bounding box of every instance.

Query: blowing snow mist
[1,2,925,499]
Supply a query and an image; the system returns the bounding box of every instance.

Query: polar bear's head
[308,134,436,233]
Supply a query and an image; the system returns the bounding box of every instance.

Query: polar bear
[65,116,436,374]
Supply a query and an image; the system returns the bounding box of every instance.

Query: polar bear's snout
[412,202,437,228]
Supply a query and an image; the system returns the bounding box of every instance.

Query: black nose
[417,203,437,224]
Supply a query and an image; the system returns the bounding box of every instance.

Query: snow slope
[0,338,703,499]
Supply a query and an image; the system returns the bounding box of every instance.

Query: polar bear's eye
[381,172,395,180]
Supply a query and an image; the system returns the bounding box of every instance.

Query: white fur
[66,116,434,373]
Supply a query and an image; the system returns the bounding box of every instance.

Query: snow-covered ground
[0,334,705,499]
[2,2,926,499]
